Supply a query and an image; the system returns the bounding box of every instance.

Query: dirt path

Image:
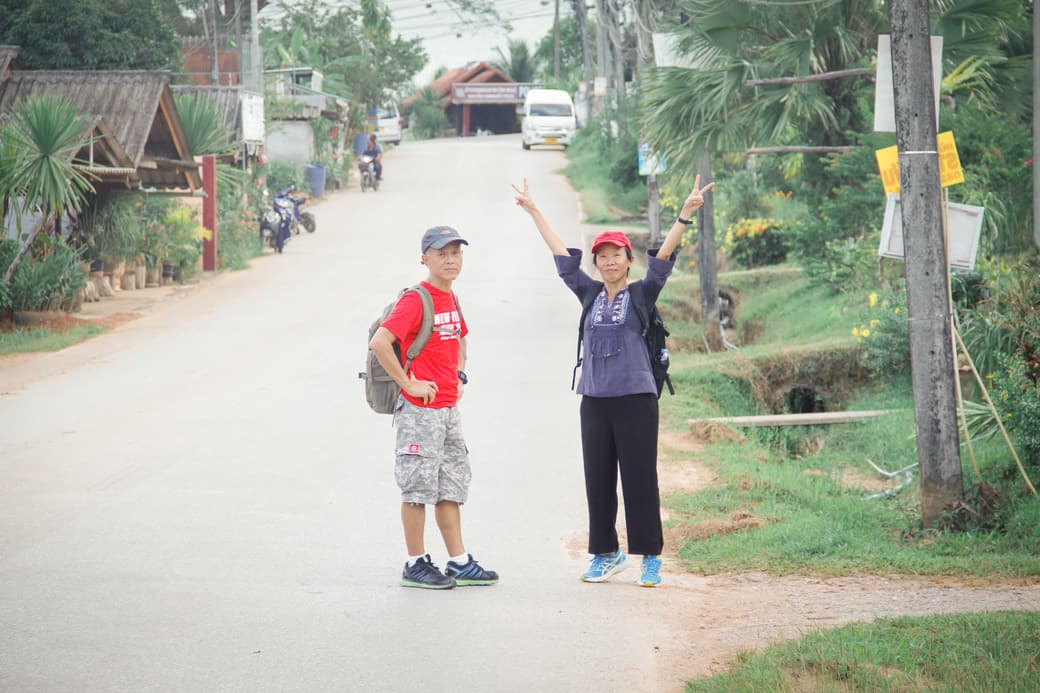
[635,431,1040,689]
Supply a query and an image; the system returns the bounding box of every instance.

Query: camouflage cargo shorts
[394,400,471,505]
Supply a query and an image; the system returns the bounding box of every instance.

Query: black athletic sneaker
[401,555,456,589]
[444,554,499,586]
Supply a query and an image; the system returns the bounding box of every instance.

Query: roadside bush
[989,352,1040,470]
[411,102,451,139]
[408,86,452,139]
[723,218,790,268]
[853,287,910,375]
[943,102,1033,255]
[262,161,302,194]
[163,206,205,281]
[215,166,262,271]
[6,236,86,311]
[564,118,646,221]
[791,133,889,293]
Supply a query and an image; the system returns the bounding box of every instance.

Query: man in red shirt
[369,226,499,589]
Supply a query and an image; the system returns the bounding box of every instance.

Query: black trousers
[579,394,664,556]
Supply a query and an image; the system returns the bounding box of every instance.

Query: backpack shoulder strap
[573,282,604,389]
[402,285,435,365]
[627,280,651,336]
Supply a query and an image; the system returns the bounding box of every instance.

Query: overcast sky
[385,0,561,85]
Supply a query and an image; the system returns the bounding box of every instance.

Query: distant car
[374,104,402,145]
[521,89,577,150]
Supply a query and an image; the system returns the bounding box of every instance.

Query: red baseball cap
[591,230,632,253]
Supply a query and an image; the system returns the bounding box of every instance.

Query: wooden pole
[889,0,963,526]
[202,156,218,272]
[696,153,719,323]
[648,174,661,245]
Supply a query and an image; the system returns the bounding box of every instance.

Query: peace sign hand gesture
[679,175,716,218]
[511,177,537,215]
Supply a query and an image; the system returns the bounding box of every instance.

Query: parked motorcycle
[275,186,316,235]
[358,155,379,192]
[258,188,293,253]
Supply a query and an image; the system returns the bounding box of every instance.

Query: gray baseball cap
[421,225,469,253]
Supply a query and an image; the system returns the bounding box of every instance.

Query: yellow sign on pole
[875,131,964,194]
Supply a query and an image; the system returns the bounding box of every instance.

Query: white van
[521,89,577,150]
[374,103,402,145]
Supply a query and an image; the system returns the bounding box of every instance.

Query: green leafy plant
[988,353,1040,470]
[722,218,790,268]
[409,87,451,140]
[0,94,94,283]
[853,288,910,375]
[6,236,86,311]
[262,161,303,195]
[162,206,206,280]
[79,192,142,264]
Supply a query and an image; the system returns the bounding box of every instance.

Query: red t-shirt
[380,282,468,408]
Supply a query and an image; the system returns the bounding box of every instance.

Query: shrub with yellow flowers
[722,217,790,268]
[853,288,910,374]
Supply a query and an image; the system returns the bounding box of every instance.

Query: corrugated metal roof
[0,70,201,190]
[0,71,168,165]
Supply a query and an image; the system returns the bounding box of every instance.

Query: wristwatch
[457,370,468,385]
[677,216,694,225]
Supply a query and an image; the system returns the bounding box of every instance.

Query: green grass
[0,324,105,354]
[687,611,1040,692]
[654,265,1040,579]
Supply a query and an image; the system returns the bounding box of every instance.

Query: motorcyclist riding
[362,134,383,181]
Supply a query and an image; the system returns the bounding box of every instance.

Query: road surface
[0,135,686,692]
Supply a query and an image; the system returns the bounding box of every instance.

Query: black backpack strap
[573,282,604,390]
[628,281,675,396]
[627,280,650,336]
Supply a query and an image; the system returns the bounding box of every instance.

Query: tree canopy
[0,0,181,71]
[261,0,426,111]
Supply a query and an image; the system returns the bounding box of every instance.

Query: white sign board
[879,193,984,270]
[874,35,943,133]
[638,141,666,176]
[241,92,266,143]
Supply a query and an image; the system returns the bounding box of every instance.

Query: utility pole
[250,0,262,91]
[572,0,593,88]
[553,0,561,79]
[889,0,963,526]
[208,0,220,85]
[607,0,625,127]
[594,0,611,120]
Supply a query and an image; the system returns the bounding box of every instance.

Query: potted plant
[80,192,142,293]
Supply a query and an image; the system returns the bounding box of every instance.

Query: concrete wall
[265,120,315,165]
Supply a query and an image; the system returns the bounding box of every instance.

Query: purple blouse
[554,248,676,397]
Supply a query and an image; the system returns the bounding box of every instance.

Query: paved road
[0,135,683,692]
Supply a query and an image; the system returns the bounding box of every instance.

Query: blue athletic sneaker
[401,555,455,589]
[445,554,499,586]
[581,549,629,582]
[640,555,662,587]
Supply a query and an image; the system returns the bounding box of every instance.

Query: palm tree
[1,95,95,283]
[494,39,536,84]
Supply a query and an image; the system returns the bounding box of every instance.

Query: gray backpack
[360,286,436,414]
